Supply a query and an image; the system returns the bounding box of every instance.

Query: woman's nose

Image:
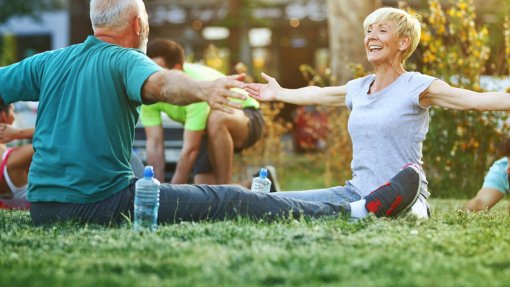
[367,32,378,40]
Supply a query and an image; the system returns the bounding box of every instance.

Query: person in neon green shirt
[140,93,211,183]
[141,39,265,184]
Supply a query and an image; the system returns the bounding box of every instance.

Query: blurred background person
[141,39,265,185]
[464,137,510,215]
[0,101,33,210]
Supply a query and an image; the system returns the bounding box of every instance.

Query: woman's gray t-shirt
[345,72,437,197]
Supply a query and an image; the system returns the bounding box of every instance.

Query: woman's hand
[244,73,283,101]
[0,124,18,143]
[0,125,34,143]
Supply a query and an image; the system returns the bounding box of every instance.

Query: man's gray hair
[90,0,142,31]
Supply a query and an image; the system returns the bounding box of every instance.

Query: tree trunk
[228,0,252,73]
[327,0,381,84]
[69,0,93,44]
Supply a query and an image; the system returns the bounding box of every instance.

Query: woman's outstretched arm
[244,73,347,107]
[421,79,510,111]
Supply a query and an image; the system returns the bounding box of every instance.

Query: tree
[326,0,381,84]
[226,0,269,74]
[0,0,63,24]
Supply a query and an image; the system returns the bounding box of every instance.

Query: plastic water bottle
[251,168,272,193]
[134,166,160,232]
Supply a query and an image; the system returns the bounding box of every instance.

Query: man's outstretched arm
[142,70,246,113]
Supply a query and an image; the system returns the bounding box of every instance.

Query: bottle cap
[143,166,154,178]
[259,168,268,178]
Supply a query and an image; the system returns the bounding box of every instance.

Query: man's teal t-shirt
[0,36,162,203]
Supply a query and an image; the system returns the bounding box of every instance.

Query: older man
[0,0,421,225]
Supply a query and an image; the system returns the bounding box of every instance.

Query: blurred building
[143,0,504,87]
[145,0,329,88]
[0,0,504,89]
[0,10,69,59]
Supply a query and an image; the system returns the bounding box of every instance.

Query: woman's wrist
[275,88,287,102]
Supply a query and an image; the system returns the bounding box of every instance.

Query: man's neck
[94,28,135,49]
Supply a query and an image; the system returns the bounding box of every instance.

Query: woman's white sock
[349,199,369,218]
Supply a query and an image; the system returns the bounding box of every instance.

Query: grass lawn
[1,199,509,287]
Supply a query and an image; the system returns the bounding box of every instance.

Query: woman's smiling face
[364,21,403,66]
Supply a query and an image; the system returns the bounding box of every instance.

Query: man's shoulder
[82,36,148,61]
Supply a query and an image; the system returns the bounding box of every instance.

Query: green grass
[277,154,339,191]
[1,199,509,287]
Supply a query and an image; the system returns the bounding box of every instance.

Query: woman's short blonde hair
[363,7,421,63]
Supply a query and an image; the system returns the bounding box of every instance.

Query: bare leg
[207,109,249,184]
[239,178,252,189]
[194,173,217,184]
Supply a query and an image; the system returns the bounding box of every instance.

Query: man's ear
[133,15,141,36]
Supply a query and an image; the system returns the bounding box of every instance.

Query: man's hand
[198,74,247,114]
[143,71,247,113]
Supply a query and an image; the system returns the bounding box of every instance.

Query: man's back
[0,36,161,203]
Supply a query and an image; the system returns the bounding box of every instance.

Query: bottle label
[251,178,271,193]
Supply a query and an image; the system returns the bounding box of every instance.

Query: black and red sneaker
[364,164,422,217]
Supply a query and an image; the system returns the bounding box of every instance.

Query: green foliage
[1,200,509,286]
[0,34,16,66]
[0,0,63,67]
[215,0,271,28]
[408,0,510,197]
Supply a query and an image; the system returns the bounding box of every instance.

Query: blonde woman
[245,7,510,219]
